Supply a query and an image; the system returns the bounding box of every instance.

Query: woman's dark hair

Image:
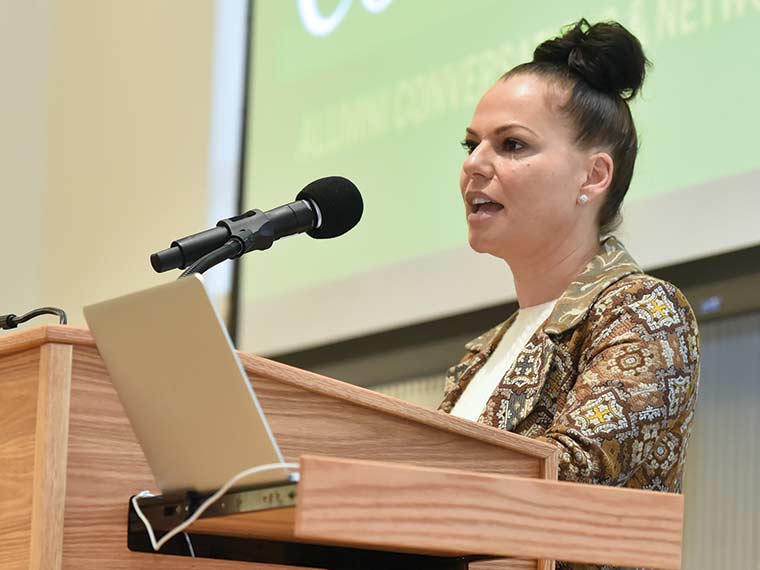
[503,18,650,234]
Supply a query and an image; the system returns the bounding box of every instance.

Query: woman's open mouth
[468,196,504,220]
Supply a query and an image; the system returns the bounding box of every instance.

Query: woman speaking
[438,19,700,570]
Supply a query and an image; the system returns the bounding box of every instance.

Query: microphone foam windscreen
[296,176,363,239]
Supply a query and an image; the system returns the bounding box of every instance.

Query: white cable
[182,532,196,557]
[131,462,299,553]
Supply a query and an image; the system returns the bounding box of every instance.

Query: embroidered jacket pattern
[438,238,700,570]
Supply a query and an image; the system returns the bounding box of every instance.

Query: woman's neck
[508,234,601,309]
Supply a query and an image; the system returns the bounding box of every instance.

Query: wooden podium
[0,326,684,570]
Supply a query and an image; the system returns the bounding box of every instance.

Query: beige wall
[1,0,215,327]
[0,0,49,313]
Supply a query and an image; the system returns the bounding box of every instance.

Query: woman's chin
[468,231,516,261]
[468,234,500,256]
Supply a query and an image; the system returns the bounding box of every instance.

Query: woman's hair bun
[533,18,649,100]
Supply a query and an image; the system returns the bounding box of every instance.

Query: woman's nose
[462,142,494,179]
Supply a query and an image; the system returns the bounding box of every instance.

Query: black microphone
[150,176,363,273]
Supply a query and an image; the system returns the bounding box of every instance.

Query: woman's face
[460,73,595,263]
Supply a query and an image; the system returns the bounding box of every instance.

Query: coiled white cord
[131,462,300,555]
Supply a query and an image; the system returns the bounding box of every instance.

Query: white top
[450,298,558,422]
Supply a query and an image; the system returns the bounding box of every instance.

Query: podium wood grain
[240,351,555,478]
[0,332,312,569]
[1,326,561,570]
[188,454,682,569]
[0,348,41,570]
[295,455,683,570]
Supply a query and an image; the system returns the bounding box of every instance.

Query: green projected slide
[242,0,760,303]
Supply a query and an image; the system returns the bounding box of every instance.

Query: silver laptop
[84,274,295,495]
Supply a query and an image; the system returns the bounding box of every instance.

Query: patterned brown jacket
[438,237,700,570]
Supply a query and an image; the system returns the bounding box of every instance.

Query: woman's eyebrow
[465,123,538,138]
[494,123,538,137]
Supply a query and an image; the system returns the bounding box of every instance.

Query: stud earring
[578,194,589,205]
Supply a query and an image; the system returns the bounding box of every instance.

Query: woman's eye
[503,138,525,152]
[460,139,478,155]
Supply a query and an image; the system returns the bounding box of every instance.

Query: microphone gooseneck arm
[152,201,316,275]
[178,240,242,278]
[175,210,277,278]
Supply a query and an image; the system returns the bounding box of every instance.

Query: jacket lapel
[438,315,515,414]
[478,330,557,430]
[439,237,644,428]
[544,236,642,334]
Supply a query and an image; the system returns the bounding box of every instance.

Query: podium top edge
[0,324,96,357]
[0,326,559,465]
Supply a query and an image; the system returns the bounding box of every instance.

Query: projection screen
[238,0,760,354]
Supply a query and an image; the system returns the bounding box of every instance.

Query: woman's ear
[579,152,614,204]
